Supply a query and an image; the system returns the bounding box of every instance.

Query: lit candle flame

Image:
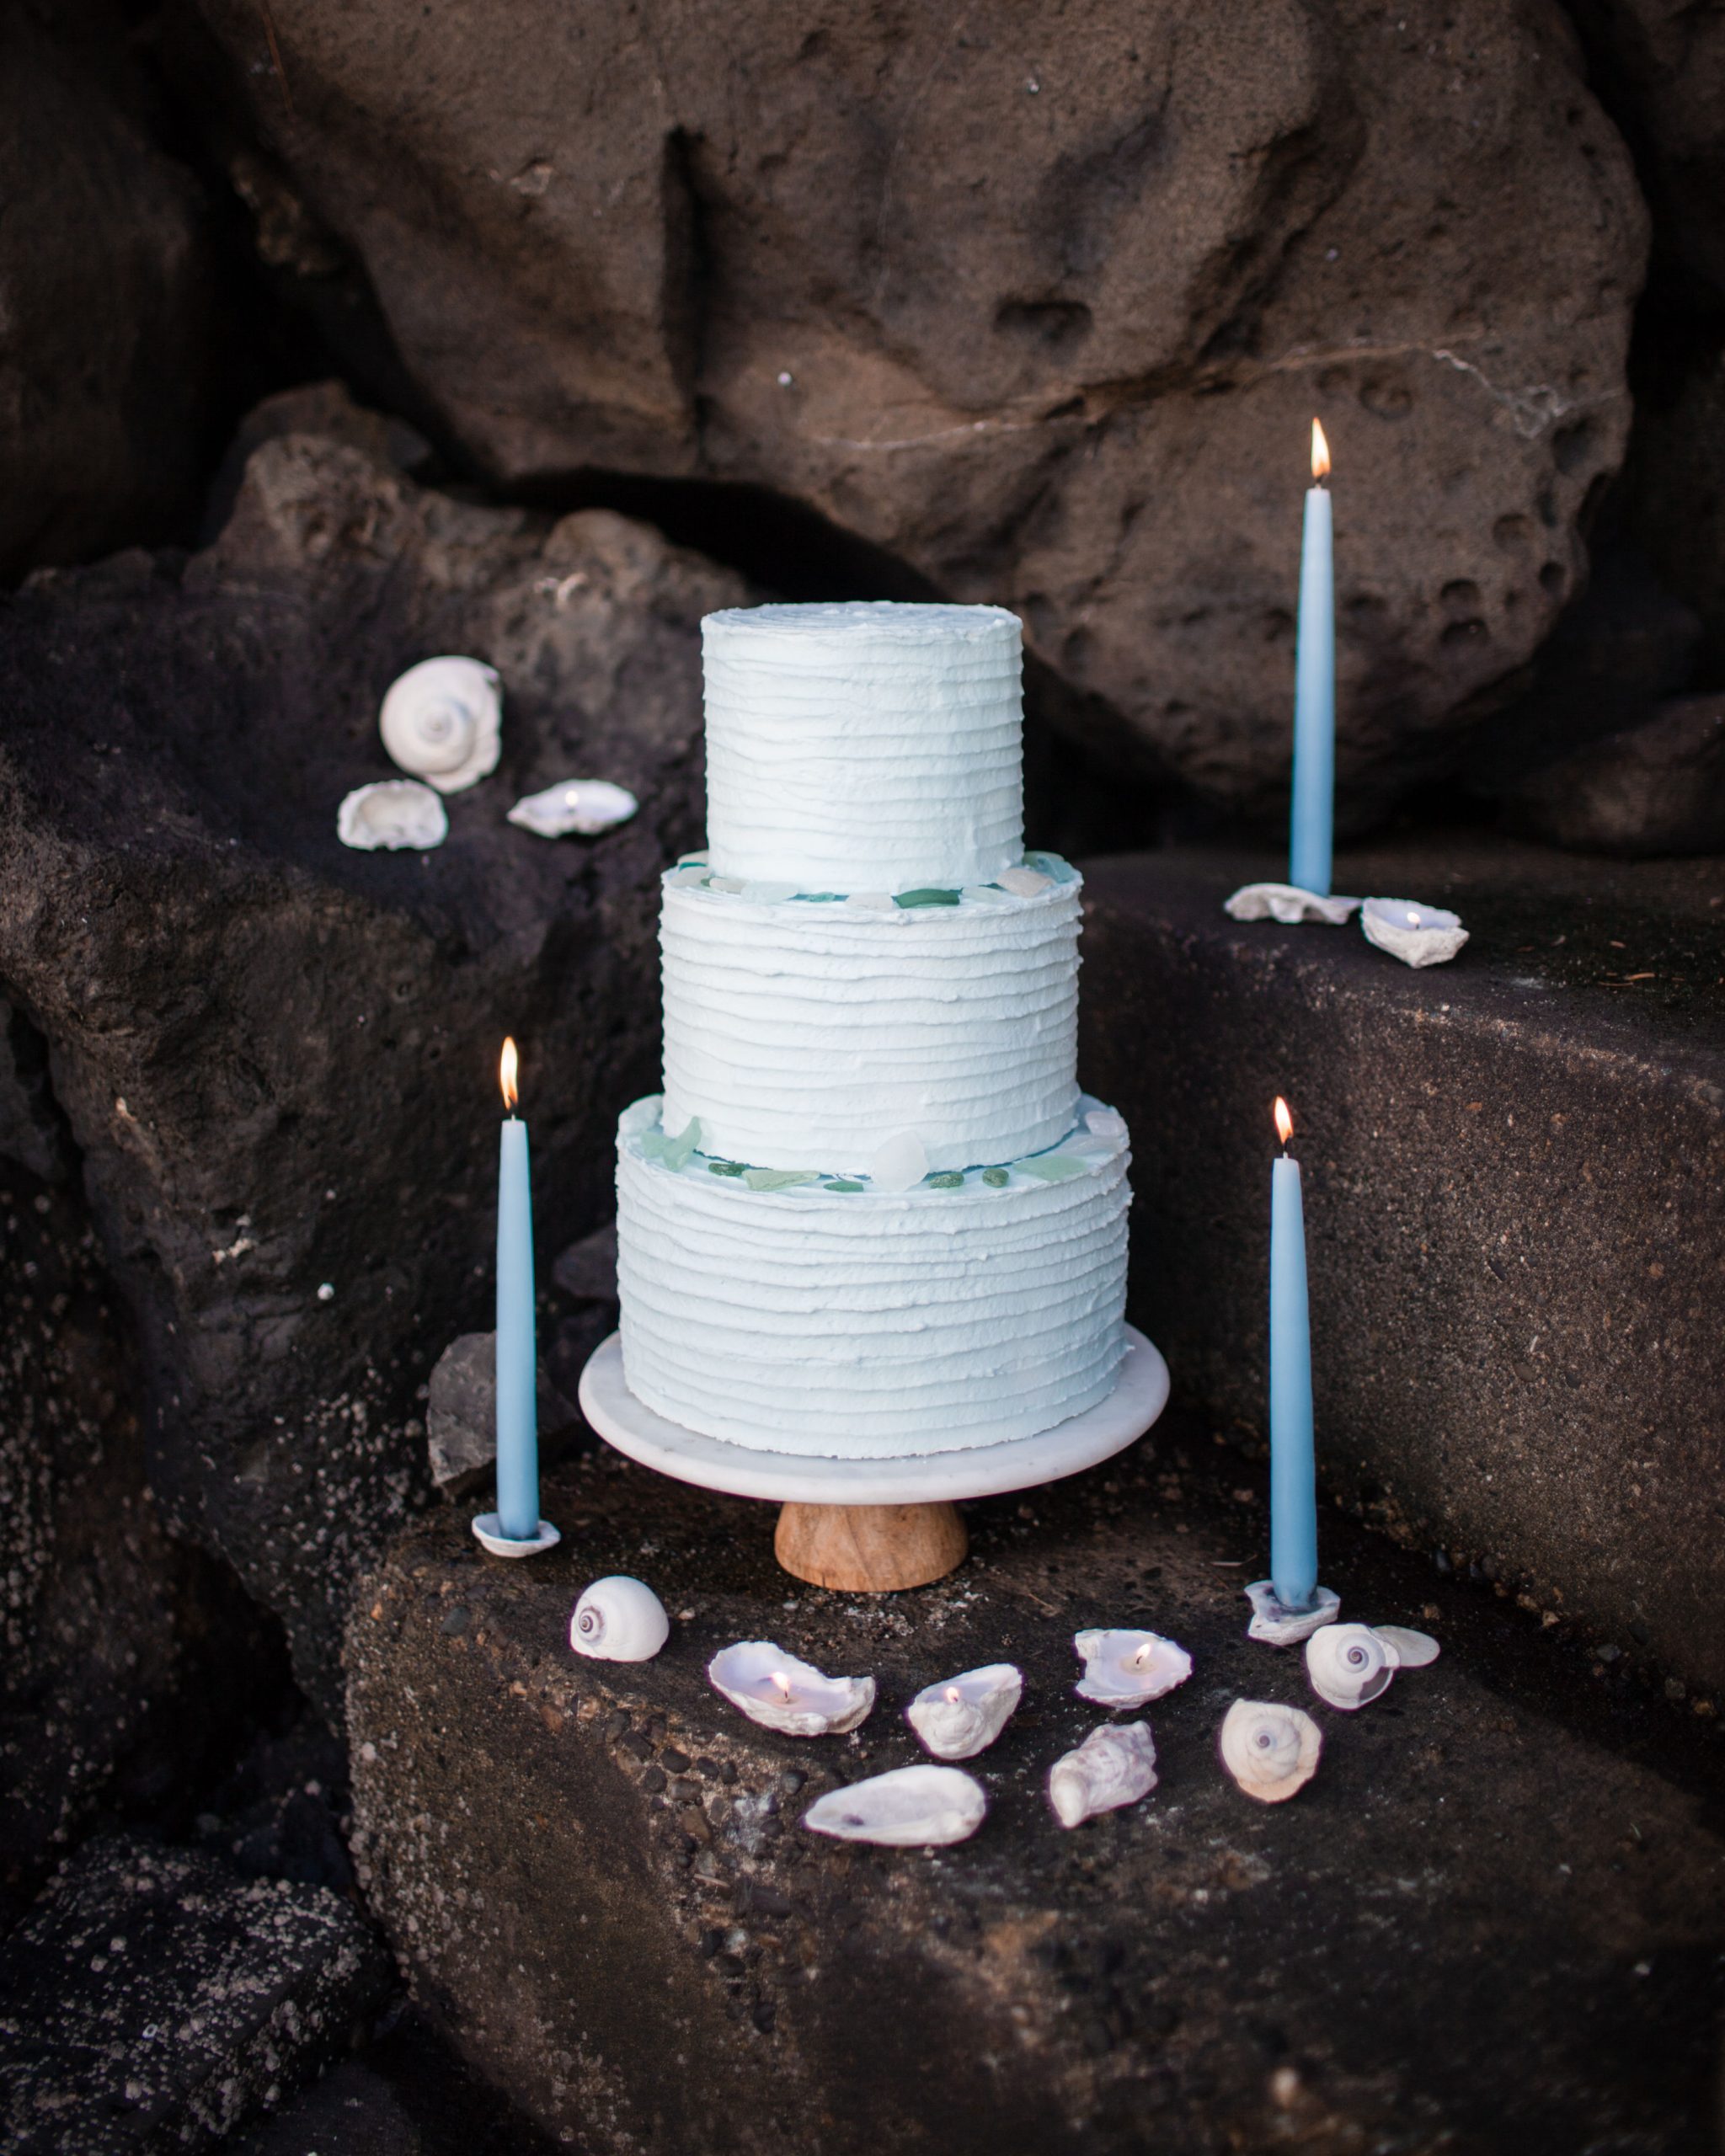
[1274,1097,1294,1148]
[1311,419,1331,482]
[1131,1644,1152,1668]
[771,1670,793,1699]
[944,1685,963,1705]
[499,1037,520,1112]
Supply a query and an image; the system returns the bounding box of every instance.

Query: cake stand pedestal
[577,1326,1170,1591]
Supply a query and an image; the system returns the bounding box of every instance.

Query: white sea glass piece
[960,883,1015,905]
[1360,897,1468,968]
[1048,1721,1157,1828]
[1373,1624,1440,1668]
[1244,1579,1342,1646]
[739,879,800,904]
[1084,1108,1127,1139]
[707,1641,876,1736]
[378,656,501,793]
[870,1131,928,1193]
[507,778,638,838]
[905,1664,1023,1760]
[846,891,897,910]
[1225,883,1362,926]
[337,780,448,851]
[569,1575,668,1661]
[1306,1622,1396,1710]
[1219,1698,1322,1803]
[1073,1628,1193,1708]
[996,867,1053,898]
[802,1764,986,1847]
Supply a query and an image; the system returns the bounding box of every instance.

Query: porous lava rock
[176,0,1645,823]
[0,7,216,582]
[345,1444,1725,2156]
[0,1833,390,2153]
[0,388,749,1710]
[1503,693,1725,857]
[0,1033,274,1927]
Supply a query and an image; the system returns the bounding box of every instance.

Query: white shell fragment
[1244,1579,1342,1646]
[1374,1625,1440,1668]
[1049,1721,1158,1828]
[1073,1628,1193,1709]
[337,780,448,852]
[1360,896,1468,969]
[1219,1699,1322,1804]
[569,1575,668,1662]
[379,656,502,793]
[707,1641,876,1737]
[870,1130,929,1193]
[508,778,639,839]
[1225,883,1362,927]
[906,1664,1023,1761]
[803,1764,986,1848]
[1306,1622,1396,1710]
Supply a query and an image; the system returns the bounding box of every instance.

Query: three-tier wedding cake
[613,600,1131,1460]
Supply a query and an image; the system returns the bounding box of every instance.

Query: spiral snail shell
[1219,1699,1322,1802]
[1305,1621,1396,1710]
[569,1575,669,1662]
[378,656,502,794]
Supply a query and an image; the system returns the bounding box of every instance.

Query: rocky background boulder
[0,387,748,1710]
[157,0,1655,830]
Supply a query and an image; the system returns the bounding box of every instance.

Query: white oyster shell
[1073,1628,1193,1709]
[1306,1622,1396,1710]
[569,1575,668,1662]
[905,1663,1023,1761]
[871,1130,928,1193]
[707,1641,876,1737]
[378,656,502,793]
[508,779,638,838]
[1374,1625,1440,1668]
[1225,882,1362,926]
[336,779,448,852]
[802,1764,986,1848]
[1048,1721,1158,1828]
[1219,1698,1322,1803]
[1359,896,1468,968]
[1243,1578,1342,1646]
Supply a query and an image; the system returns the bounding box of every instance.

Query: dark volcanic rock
[1078,836,1725,1695]
[425,1331,576,1499]
[345,1444,1725,2156]
[176,0,1644,823]
[0,391,749,1709]
[0,1129,275,1926]
[1503,694,1725,857]
[0,1833,390,2153]
[0,8,216,581]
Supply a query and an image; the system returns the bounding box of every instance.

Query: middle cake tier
[660,860,1082,1173]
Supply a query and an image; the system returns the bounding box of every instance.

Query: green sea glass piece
[927,1171,965,1189]
[1017,1153,1084,1182]
[1023,850,1077,883]
[981,1166,1011,1187]
[824,1179,866,1193]
[893,888,962,908]
[791,893,846,903]
[708,1160,746,1177]
[744,1167,819,1192]
[658,1118,702,1171]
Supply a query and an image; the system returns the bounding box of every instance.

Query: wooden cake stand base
[577,1326,1170,1593]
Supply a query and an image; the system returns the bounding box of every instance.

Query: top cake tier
[702,601,1025,891]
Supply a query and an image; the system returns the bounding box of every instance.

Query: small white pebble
[317,1283,335,1302]
[777,370,793,387]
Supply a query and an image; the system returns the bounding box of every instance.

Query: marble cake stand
[577,1325,1169,1591]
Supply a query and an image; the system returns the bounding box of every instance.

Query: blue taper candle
[494,1037,539,1540]
[1268,1097,1318,1609]
[1290,419,1335,897]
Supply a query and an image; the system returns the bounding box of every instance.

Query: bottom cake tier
[614,1093,1130,1458]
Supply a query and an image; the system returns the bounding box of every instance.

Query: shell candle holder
[1360,896,1468,968]
[906,1664,1023,1760]
[707,1641,876,1737]
[1072,1629,1193,1709]
[1243,1578,1342,1646]
[1224,883,1361,927]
